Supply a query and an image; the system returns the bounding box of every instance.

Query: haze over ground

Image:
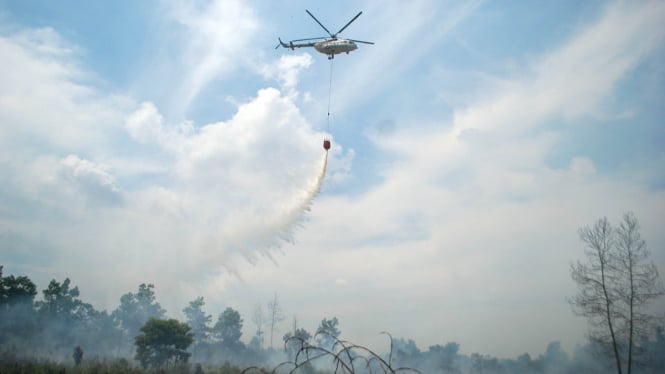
[1,0,664,358]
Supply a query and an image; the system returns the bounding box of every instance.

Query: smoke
[104,88,334,295]
[245,150,329,264]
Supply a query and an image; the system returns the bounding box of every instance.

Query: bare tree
[570,217,622,373]
[266,293,284,349]
[614,212,664,374]
[251,303,265,350]
[570,213,664,374]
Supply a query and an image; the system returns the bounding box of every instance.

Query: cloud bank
[1,0,664,359]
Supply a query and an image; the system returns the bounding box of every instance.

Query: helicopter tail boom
[275,37,317,50]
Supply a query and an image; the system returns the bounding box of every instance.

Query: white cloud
[0,28,128,157]
[58,155,121,202]
[125,102,166,143]
[450,1,665,138]
[330,0,484,114]
[261,53,313,93]
[164,0,260,114]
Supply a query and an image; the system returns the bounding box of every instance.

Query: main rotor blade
[336,11,362,36]
[349,39,374,45]
[305,10,333,37]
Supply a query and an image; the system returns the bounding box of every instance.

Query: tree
[316,317,341,349]
[36,278,84,319]
[570,217,624,373]
[641,326,665,371]
[35,277,97,348]
[469,353,501,374]
[213,307,244,350]
[134,318,193,368]
[267,293,284,349]
[0,266,37,305]
[428,342,461,373]
[0,266,37,342]
[82,309,124,358]
[183,297,212,347]
[393,338,422,368]
[73,345,83,366]
[570,213,664,374]
[283,316,312,360]
[112,283,166,341]
[251,303,266,350]
[539,341,569,372]
[512,353,539,373]
[613,213,664,372]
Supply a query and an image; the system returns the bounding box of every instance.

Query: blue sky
[1,0,664,358]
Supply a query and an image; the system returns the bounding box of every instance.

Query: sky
[1,0,665,359]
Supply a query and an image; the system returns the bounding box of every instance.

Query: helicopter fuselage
[314,38,358,56]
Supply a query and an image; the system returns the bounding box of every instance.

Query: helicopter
[276,9,374,59]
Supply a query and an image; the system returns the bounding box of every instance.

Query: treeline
[0,266,351,371]
[0,267,266,368]
[2,264,665,373]
[389,337,665,373]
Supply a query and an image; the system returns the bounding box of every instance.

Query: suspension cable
[327,57,334,133]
